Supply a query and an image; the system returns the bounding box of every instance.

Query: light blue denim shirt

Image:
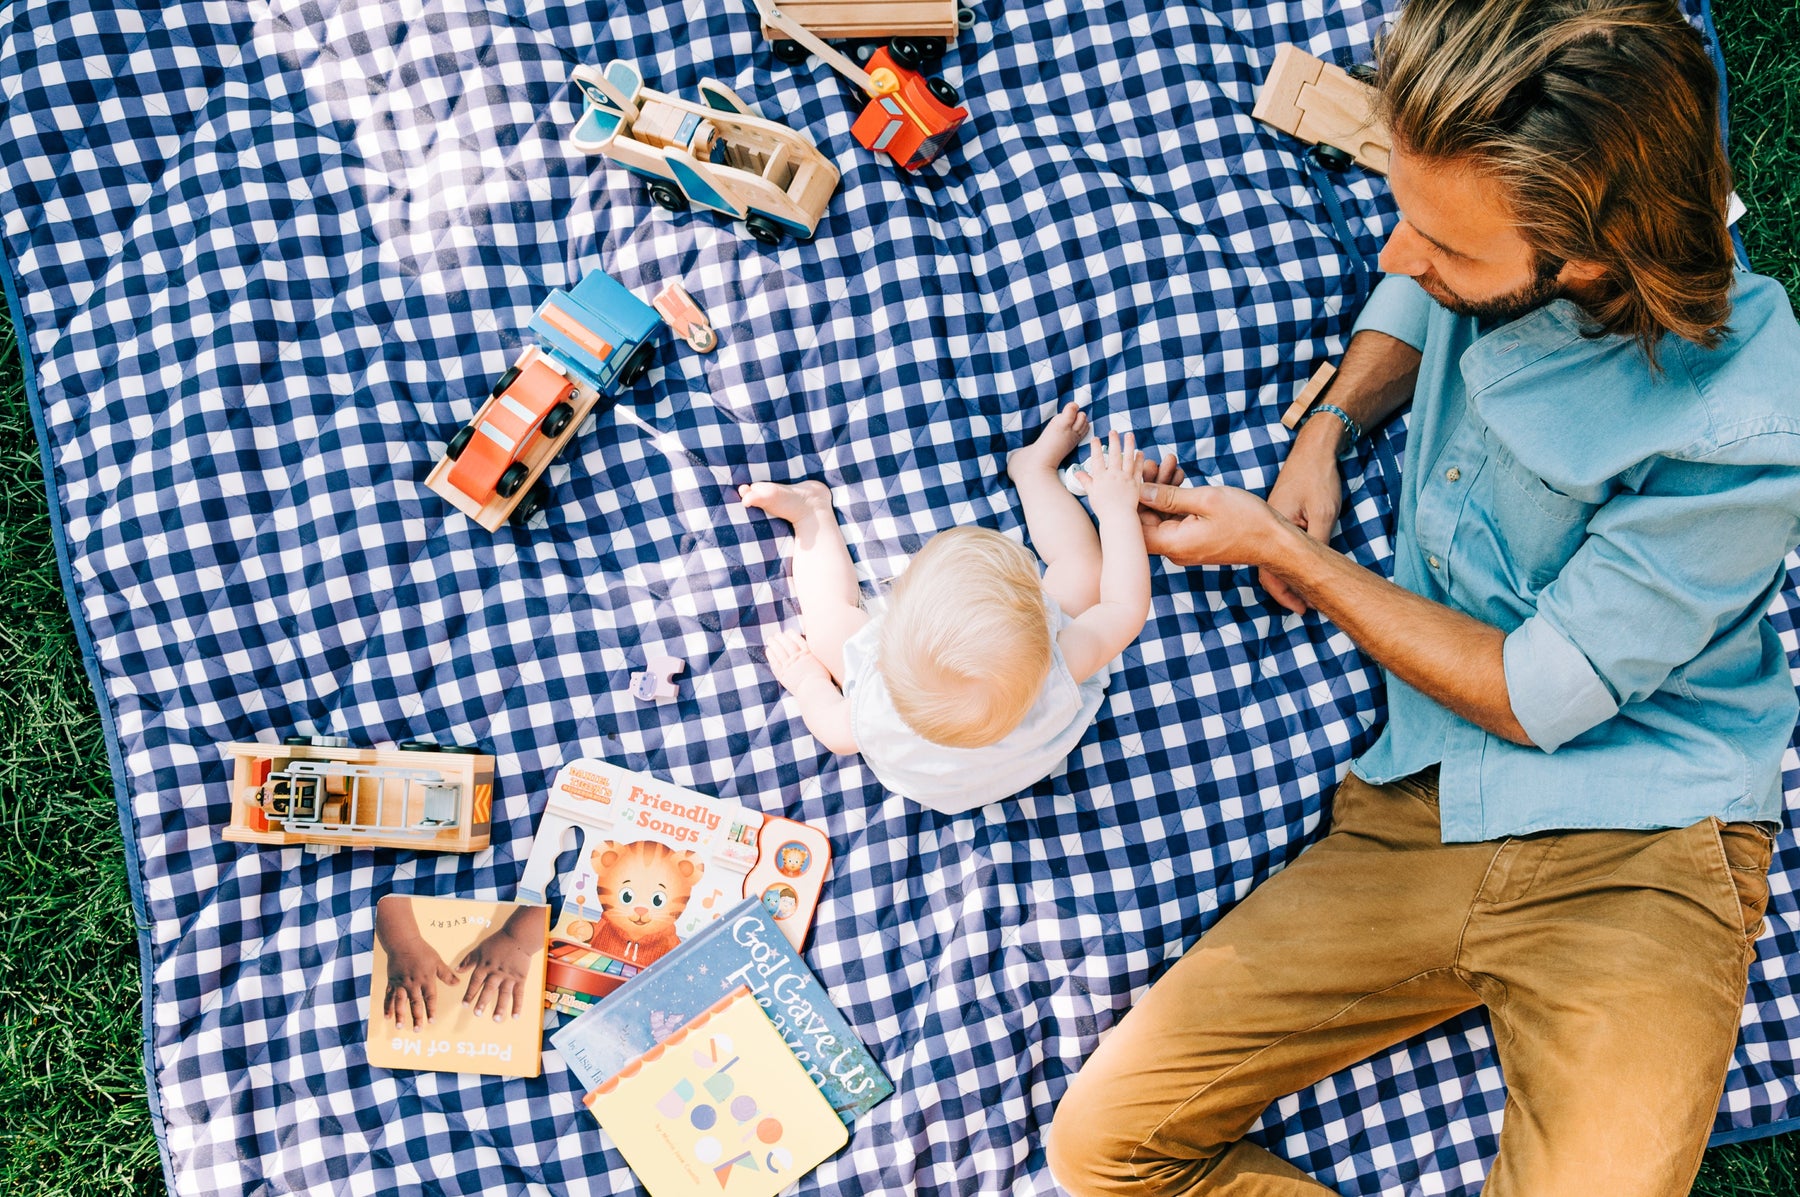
[1348,272,1800,841]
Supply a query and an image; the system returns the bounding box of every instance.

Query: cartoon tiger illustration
[587,839,703,967]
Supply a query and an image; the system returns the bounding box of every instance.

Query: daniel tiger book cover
[365,895,550,1077]
[584,985,847,1197]
[515,759,832,1014]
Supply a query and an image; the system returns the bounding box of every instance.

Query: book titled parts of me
[366,895,550,1077]
[553,898,893,1124]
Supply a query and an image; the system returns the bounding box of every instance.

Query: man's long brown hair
[1377,0,1735,363]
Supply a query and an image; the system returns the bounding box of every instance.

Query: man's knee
[1045,1069,1144,1197]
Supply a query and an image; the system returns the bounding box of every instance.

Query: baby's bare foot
[738,480,835,527]
[1007,401,1090,483]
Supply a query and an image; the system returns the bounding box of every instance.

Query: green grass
[0,2,1798,1193]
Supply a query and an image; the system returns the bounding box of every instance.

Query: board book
[365,895,550,1077]
[584,986,848,1197]
[516,758,832,1013]
[552,897,892,1124]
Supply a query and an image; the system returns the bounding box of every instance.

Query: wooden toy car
[653,282,717,352]
[426,268,663,530]
[1253,45,1390,174]
[755,0,969,171]
[571,60,840,246]
[761,1,976,69]
[221,737,496,856]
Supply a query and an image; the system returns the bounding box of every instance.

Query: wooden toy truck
[754,0,969,171]
[571,61,840,246]
[222,737,496,856]
[426,268,662,529]
[1253,45,1391,174]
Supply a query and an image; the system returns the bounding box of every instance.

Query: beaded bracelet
[1300,401,1364,447]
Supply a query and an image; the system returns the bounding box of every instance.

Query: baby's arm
[1058,432,1152,684]
[768,630,860,754]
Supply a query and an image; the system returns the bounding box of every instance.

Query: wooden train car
[221,737,496,855]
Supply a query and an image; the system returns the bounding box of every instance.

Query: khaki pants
[1048,769,1773,1196]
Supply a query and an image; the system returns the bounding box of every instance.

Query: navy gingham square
[4,0,1793,1193]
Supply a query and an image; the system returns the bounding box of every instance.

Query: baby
[739,402,1177,814]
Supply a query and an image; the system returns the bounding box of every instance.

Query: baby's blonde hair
[879,527,1051,748]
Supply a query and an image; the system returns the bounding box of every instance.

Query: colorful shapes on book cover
[585,987,846,1197]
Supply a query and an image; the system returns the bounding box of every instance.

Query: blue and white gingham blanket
[5,0,1796,1192]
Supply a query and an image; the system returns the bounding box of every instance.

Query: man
[1047,1,1800,1194]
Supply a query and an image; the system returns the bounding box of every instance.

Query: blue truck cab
[529,268,663,398]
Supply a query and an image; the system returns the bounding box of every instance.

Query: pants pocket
[1709,817,1774,952]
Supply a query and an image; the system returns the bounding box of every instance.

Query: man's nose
[1379,220,1432,277]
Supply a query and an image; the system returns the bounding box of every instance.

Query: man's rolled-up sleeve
[1503,614,1619,752]
[1503,453,1800,751]
[1350,275,1434,352]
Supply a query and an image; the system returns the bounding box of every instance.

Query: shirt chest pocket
[1475,446,1600,591]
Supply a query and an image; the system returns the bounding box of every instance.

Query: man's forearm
[1293,330,1423,457]
[1268,528,1532,745]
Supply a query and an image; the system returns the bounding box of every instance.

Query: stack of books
[558,898,894,1196]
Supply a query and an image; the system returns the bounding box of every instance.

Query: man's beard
[1414,253,1567,324]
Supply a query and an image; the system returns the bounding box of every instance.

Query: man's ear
[1558,258,1606,285]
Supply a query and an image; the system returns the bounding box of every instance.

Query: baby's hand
[1079,430,1146,518]
[766,630,837,697]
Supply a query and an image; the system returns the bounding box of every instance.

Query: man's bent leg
[1048,774,1495,1196]
[1469,819,1773,1197]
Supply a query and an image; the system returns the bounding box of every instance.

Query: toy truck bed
[425,347,608,532]
[759,0,962,42]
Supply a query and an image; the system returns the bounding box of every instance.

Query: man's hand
[1136,483,1302,581]
[1261,434,1344,614]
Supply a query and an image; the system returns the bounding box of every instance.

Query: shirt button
[1428,555,1441,569]
[1445,467,1461,482]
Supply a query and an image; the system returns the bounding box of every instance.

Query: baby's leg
[739,481,869,684]
[1008,402,1105,615]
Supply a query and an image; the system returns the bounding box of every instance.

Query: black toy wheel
[649,182,689,212]
[496,462,530,498]
[511,480,552,526]
[916,37,948,63]
[772,39,809,64]
[283,734,314,746]
[440,744,485,755]
[541,401,575,438]
[928,77,960,107]
[1311,144,1355,172]
[618,341,656,387]
[398,740,442,752]
[489,364,521,399]
[889,37,926,70]
[744,213,785,246]
[445,425,474,461]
